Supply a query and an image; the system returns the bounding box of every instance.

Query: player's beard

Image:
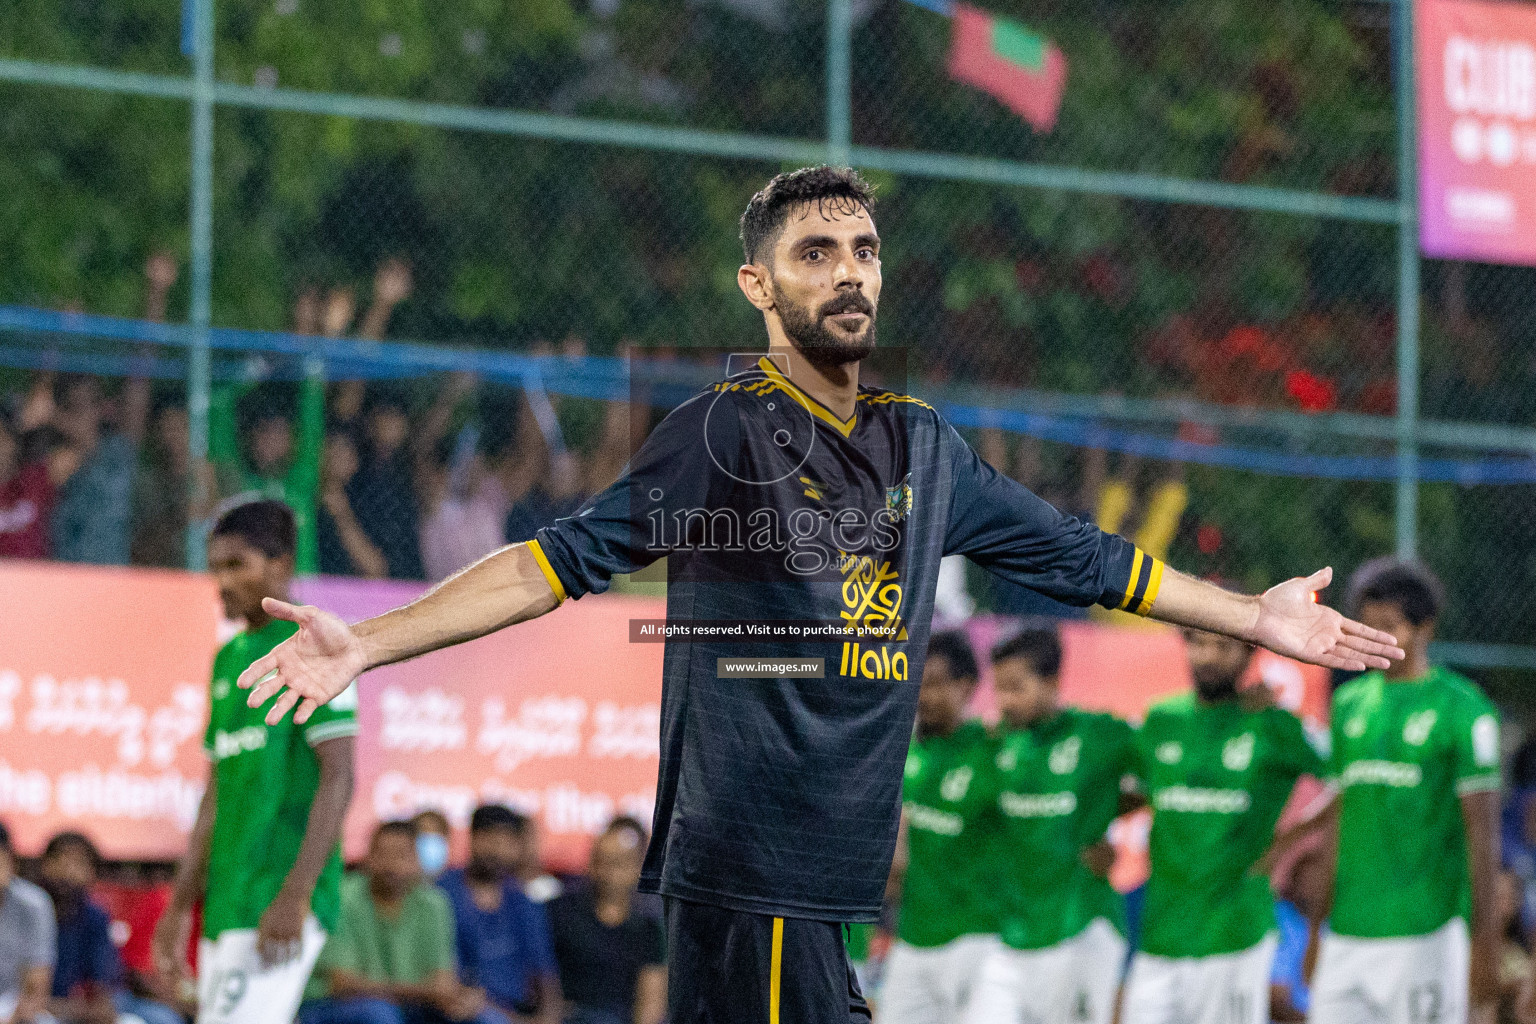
[774,284,877,371]
[1194,673,1241,702]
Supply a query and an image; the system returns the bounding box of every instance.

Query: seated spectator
[89,868,193,1022]
[0,412,53,560]
[438,808,560,1024]
[410,812,452,883]
[301,822,502,1024]
[38,834,180,1024]
[509,817,561,908]
[547,819,664,1024]
[1270,840,1330,1022]
[130,402,203,570]
[1497,868,1535,1024]
[0,820,55,1024]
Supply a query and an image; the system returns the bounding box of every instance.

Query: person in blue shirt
[38,832,182,1024]
[437,807,559,1024]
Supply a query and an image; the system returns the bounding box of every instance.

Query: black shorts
[664,897,872,1024]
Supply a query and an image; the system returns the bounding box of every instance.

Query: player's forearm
[354,543,561,670]
[278,738,354,904]
[1463,790,1502,948]
[1144,567,1262,641]
[170,773,218,911]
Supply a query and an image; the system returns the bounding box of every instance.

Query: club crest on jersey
[1344,717,1367,738]
[996,747,1018,772]
[1155,741,1183,764]
[1049,736,1081,775]
[905,752,923,779]
[885,474,913,523]
[1222,733,1255,771]
[940,766,974,802]
[1403,710,1438,746]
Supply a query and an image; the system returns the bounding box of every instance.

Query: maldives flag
[947,3,1068,132]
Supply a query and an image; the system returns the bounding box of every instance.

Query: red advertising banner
[296,577,666,873]
[1418,0,1536,264]
[0,561,219,860]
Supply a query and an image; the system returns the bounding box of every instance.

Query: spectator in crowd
[40,372,146,566]
[0,820,55,1024]
[1497,869,1536,1024]
[129,400,202,569]
[318,432,388,578]
[347,391,426,580]
[411,813,452,883]
[511,819,562,908]
[301,821,502,1024]
[37,833,180,1024]
[1269,840,1331,1023]
[547,818,665,1024]
[209,385,323,575]
[437,808,560,1024]
[0,411,53,559]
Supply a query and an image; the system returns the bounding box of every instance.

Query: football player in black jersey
[239,167,1402,1024]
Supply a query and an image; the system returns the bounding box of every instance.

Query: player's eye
[857,248,876,260]
[805,250,823,262]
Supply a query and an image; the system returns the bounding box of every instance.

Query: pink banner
[294,578,666,874]
[1418,0,1536,264]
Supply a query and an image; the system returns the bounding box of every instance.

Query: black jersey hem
[639,874,881,925]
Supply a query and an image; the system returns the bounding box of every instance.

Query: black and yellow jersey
[531,355,1162,922]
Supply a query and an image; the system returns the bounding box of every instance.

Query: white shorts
[196,917,327,1024]
[963,917,1128,1024]
[880,933,1000,1024]
[1121,933,1278,1024]
[1310,918,1470,1024]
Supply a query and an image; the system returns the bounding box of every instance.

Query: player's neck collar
[757,354,857,437]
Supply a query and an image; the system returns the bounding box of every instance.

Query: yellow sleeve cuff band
[526,539,569,604]
[1119,549,1165,617]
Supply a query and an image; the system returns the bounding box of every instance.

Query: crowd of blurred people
[0,806,666,1024]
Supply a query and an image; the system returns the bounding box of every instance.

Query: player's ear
[737,263,775,312]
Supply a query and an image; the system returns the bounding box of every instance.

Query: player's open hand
[237,597,367,725]
[1251,568,1404,671]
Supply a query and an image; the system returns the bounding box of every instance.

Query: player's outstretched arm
[1148,566,1403,671]
[239,542,562,725]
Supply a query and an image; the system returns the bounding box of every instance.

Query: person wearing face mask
[411,813,452,883]
[436,808,560,1024]
[1120,620,1326,1024]
[38,833,181,1024]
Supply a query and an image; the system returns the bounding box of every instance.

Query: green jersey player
[963,622,1138,1024]
[153,500,357,1024]
[1305,560,1501,1024]
[883,631,1000,1024]
[1121,627,1324,1024]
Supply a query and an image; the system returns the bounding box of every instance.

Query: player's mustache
[819,292,875,318]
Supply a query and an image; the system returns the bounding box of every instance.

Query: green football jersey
[1328,666,1500,939]
[897,720,1000,948]
[1134,692,1323,958]
[202,618,358,938]
[991,708,1136,951]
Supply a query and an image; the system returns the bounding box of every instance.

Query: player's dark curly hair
[211,498,297,559]
[1347,557,1445,626]
[992,619,1063,679]
[926,630,979,682]
[739,166,877,265]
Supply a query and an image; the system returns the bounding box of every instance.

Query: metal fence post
[1393,0,1421,559]
[185,0,215,570]
[827,0,852,167]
